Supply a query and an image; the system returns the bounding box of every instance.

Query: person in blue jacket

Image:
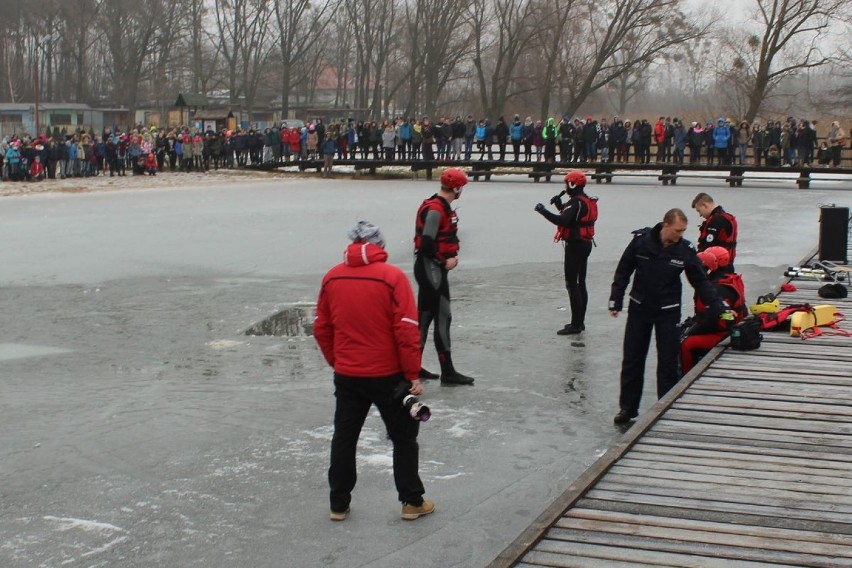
[609,208,725,424]
[509,115,524,161]
[712,117,731,165]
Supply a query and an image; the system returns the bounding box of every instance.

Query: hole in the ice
[244,304,316,337]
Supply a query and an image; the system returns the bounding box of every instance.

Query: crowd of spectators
[1,126,243,182]
[1,115,847,182]
[312,114,848,168]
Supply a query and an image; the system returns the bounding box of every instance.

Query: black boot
[438,352,474,385]
[418,368,439,380]
[440,371,475,386]
[613,409,638,424]
[557,323,585,335]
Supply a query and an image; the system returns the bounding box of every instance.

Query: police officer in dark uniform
[534,171,598,335]
[609,208,725,424]
[691,192,738,267]
[414,167,474,386]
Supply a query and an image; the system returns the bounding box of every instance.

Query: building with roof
[0,103,129,138]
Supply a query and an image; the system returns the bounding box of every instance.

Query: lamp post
[33,36,51,137]
[34,50,40,136]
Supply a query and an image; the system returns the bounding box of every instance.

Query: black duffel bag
[730,316,762,350]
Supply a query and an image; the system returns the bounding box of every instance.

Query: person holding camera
[414,168,475,385]
[609,209,725,425]
[314,221,435,522]
[534,171,598,335]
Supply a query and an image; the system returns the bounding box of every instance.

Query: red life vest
[414,195,459,261]
[695,272,747,325]
[554,194,598,242]
[757,304,813,331]
[698,209,738,261]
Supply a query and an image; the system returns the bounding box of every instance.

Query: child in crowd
[817,141,831,166]
[145,152,158,175]
[29,155,46,181]
[766,144,781,166]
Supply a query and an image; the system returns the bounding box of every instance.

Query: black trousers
[559,140,571,162]
[414,255,452,358]
[563,239,593,327]
[329,374,424,511]
[618,308,681,414]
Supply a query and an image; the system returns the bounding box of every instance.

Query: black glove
[549,194,563,207]
[534,203,546,213]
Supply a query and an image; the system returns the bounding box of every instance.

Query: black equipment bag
[730,315,762,350]
[819,283,848,299]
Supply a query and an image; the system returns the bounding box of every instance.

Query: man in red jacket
[314,221,435,522]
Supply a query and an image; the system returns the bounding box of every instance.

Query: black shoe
[440,371,474,386]
[557,324,585,335]
[418,367,439,380]
[613,409,638,424]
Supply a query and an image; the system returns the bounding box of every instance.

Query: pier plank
[489,244,852,568]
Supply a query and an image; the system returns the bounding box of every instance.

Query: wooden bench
[528,170,555,182]
[591,171,661,184]
[468,169,494,181]
[270,159,851,188]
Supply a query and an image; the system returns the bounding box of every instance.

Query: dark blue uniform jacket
[609,223,724,316]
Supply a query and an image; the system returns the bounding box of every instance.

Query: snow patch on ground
[0,169,283,198]
[43,516,123,533]
[207,339,245,350]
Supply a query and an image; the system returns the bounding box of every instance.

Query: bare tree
[343,0,399,117]
[397,0,472,117]
[0,0,64,103]
[213,0,275,109]
[557,0,707,118]
[532,0,577,119]
[272,0,338,118]
[605,47,652,116]
[145,1,185,117]
[2,0,849,129]
[331,15,354,110]
[468,0,540,118]
[57,0,100,103]
[720,0,849,122]
[97,0,162,114]
[819,45,852,111]
[182,0,206,95]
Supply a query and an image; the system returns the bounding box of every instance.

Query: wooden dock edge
[487,344,725,568]
[488,247,820,568]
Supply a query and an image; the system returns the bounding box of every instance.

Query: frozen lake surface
[0,171,846,567]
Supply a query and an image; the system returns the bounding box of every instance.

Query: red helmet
[698,246,731,271]
[564,170,587,189]
[441,167,468,190]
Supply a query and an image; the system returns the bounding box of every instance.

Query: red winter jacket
[314,242,421,381]
[654,121,666,144]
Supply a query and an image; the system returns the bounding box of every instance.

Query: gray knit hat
[347,221,385,247]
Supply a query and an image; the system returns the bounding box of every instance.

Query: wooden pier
[490,243,852,567]
[251,158,852,189]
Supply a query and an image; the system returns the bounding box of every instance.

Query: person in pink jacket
[314,221,435,523]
